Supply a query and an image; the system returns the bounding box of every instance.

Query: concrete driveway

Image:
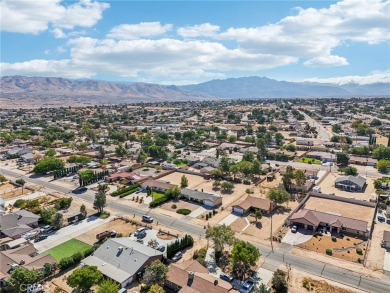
[35,215,114,253]
[218,213,239,226]
[282,229,313,245]
[128,229,176,256]
[189,206,206,218]
[384,250,390,273]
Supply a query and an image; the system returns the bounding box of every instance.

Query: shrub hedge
[176,209,191,215]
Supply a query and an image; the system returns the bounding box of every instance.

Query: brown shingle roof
[233,195,274,213]
[142,179,175,190]
[167,260,237,293]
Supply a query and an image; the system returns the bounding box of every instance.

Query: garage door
[233,207,244,214]
[203,200,214,207]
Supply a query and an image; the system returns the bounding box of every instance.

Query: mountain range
[1,76,389,106]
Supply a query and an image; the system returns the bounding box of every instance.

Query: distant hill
[0,76,211,105]
[180,76,390,98]
[1,76,389,107]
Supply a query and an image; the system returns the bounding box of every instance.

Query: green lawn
[176,162,187,167]
[298,157,321,165]
[45,239,92,261]
[152,191,166,200]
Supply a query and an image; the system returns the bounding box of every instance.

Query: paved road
[300,110,331,141]
[1,168,390,293]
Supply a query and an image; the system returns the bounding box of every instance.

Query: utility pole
[270,214,274,252]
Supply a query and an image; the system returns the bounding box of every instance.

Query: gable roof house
[166,260,237,293]
[335,175,366,192]
[0,243,55,286]
[82,238,163,288]
[141,179,175,192]
[0,211,40,239]
[289,209,369,237]
[232,196,276,215]
[181,188,222,208]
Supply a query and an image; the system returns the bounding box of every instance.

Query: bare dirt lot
[159,199,201,214]
[318,173,375,201]
[303,196,375,224]
[0,183,30,200]
[159,172,207,189]
[288,268,365,293]
[75,218,138,245]
[297,234,367,263]
[365,222,388,271]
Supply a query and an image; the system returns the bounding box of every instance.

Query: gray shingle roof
[82,238,163,284]
[335,175,366,188]
[181,188,221,203]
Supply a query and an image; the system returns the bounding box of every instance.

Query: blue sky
[1,0,389,85]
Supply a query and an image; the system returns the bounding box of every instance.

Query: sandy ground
[303,196,375,224]
[318,173,376,201]
[75,218,139,244]
[288,267,366,293]
[158,172,207,189]
[291,247,384,279]
[159,198,200,213]
[365,222,388,271]
[297,234,367,262]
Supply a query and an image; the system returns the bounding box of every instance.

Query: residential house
[0,243,55,287]
[335,175,366,192]
[5,147,32,158]
[290,179,314,193]
[181,188,222,208]
[141,179,175,192]
[382,231,390,249]
[82,238,163,288]
[166,260,237,293]
[289,209,369,237]
[0,211,40,239]
[306,151,334,162]
[201,157,221,168]
[296,139,314,146]
[232,196,275,215]
[349,156,377,167]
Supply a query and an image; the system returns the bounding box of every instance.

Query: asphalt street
[1,168,390,293]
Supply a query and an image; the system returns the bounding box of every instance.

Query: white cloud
[304,71,390,85]
[107,22,173,40]
[0,0,109,35]
[304,55,349,67]
[0,59,92,78]
[44,50,51,55]
[177,23,220,38]
[219,0,389,65]
[56,46,66,53]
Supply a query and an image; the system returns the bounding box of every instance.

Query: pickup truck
[96,230,117,241]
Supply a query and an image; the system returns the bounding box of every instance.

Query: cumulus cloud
[0,0,109,35]
[219,0,389,65]
[177,23,220,38]
[304,71,390,85]
[107,22,173,40]
[304,55,349,67]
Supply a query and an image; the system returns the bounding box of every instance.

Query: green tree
[266,188,290,206]
[0,174,7,183]
[274,132,284,146]
[137,150,148,163]
[212,180,221,190]
[220,156,232,174]
[221,181,234,193]
[257,138,268,161]
[94,190,107,214]
[336,153,350,167]
[271,269,288,293]
[45,148,56,157]
[67,266,103,291]
[143,260,168,288]
[282,166,294,191]
[230,240,261,280]
[180,175,189,188]
[33,157,64,174]
[256,283,271,293]
[374,179,382,190]
[377,159,389,173]
[293,170,306,192]
[254,209,262,224]
[332,124,342,133]
[79,169,94,184]
[51,212,63,229]
[228,135,237,143]
[166,186,181,200]
[7,267,40,293]
[242,151,254,162]
[115,144,128,158]
[148,284,165,293]
[370,119,382,126]
[340,166,358,176]
[373,146,390,160]
[15,178,26,194]
[43,262,53,277]
[40,208,56,224]
[252,160,262,177]
[97,279,119,293]
[205,224,235,253]
[80,203,87,218]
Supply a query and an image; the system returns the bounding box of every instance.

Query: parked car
[34,235,48,242]
[378,215,386,222]
[220,273,233,283]
[142,215,154,223]
[137,231,147,239]
[387,218,390,224]
[291,225,298,233]
[72,187,87,194]
[157,245,165,252]
[239,281,254,293]
[134,227,147,237]
[136,239,144,244]
[171,251,183,262]
[40,225,53,233]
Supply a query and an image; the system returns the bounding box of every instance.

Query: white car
[291,225,298,233]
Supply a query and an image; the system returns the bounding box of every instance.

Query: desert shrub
[357,258,363,264]
[206,214,209,220]
[356,247,363,255]
[177,209,191,215]
[302,278,311,290]
[14,199,26,208]
[326,249,333,256]
[171,204,177,209]
[331,236,337,242]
